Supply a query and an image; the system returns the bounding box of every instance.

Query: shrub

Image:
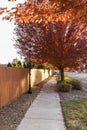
[57,76,82,91]
[57,76,72,84]
[65,78,72,84]
[57,79,62,84]
[58,81,72,92]
[71,79,82,90]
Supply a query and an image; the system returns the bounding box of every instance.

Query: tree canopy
[14,20,87,69]
[0,0,87,25]
[0,0,87,81]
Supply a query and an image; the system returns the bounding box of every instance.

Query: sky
[0,0,25,64]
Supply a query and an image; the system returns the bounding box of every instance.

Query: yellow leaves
[0,10,4,15]
[0,0,66,24]
[2,15,10,20]
[0,0,87,25]
[19,18,24,23]
[0,7,7,14]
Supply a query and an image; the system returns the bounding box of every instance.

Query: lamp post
[27,47,32,94]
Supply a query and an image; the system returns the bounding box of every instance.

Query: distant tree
[7,62,12,67]
[36,65,45,69]
[16,60,22,68]
[8,58,22,68]
[22,61,27,68]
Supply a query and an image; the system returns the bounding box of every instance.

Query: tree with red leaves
[14,20,87,81]
[0,0,87,82]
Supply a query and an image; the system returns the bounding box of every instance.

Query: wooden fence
[0,67,53,107]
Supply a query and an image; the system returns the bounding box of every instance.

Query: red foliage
[14,20,87,68]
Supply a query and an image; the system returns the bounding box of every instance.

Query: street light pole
[28,48,32,94]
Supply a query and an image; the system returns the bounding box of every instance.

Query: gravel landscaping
[0,78,49,130]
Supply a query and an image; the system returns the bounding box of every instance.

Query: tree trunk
[59,65,64,81]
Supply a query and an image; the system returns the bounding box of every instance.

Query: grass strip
[61,100,87,130]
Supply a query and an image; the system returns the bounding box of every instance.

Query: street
[66,72,87,89]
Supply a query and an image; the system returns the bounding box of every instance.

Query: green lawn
[61,100,87,130]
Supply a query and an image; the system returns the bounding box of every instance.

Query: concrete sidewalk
[16,77,66,130]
